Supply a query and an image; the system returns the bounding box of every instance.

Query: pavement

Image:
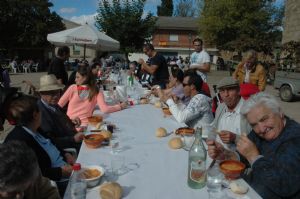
[1,70,300,141]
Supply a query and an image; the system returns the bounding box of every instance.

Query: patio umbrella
[47,24,120,59]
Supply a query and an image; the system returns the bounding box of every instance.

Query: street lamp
[188,32,192,58]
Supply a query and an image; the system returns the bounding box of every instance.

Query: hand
[64,153,76,165]
[170,94,179,104]
[237,133,260,163]
[61,165,73,177]
[73,132,84,143]
[72,117,81,128]
[206,140,225,160]
[138,58,145,65]
[218,130,236,144]
[120,102,128,109]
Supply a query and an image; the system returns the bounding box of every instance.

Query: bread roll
[100,182,122,199]
[230,181,248,194]
[100,130,112,139]
[95,122,103,129]
[140,98,149,104]
[168,137,183,149]
[156,127,167,137]
[154,101,161,108]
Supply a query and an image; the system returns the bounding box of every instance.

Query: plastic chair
[32,63,39,72]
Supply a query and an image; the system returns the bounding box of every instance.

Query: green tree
[96,0,156,60]
[0,0,65,55]
[199,0,284,54]
[157,0,173,16]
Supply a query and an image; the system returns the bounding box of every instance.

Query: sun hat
[217,77,239,90]
[38,74,65,92]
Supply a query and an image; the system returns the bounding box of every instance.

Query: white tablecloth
[64,104,262,199]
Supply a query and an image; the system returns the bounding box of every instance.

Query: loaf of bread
[230,181,248,194]
[100,182,122,199]
[156,127,167,137]
[168,137,183,149]
[154,101,161,108]
[99,130,112,139]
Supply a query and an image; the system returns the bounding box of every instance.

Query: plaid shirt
[242,117,300,199]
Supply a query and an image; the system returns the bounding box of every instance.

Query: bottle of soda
[187,127,207,189]
[70,163,87,199]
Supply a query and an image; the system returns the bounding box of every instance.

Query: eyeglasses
[40,90,61,96]
[183,83,190,87]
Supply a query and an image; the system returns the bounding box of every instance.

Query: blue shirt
[23,126,66,167]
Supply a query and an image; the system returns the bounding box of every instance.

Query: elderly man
[138,43,169,89]
[207,92,300,199]
[213,77,251,149]
[37,74,83,151]
[189,38,211,82]
[162,71,213,128]
[0,141,60,199]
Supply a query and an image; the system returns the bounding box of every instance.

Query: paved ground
[1,70,300,141]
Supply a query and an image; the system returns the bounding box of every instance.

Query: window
[169,34,178,42]
[73,45,80,55]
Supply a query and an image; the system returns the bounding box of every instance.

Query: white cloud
[59,7,77,14]
[69,13,97,25]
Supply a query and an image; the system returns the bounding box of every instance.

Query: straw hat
[38,74,65,92]
[217,77,239,90]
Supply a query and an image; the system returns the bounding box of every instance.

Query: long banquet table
[64,104,262,199]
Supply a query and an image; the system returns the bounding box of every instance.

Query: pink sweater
[58,85,121,125]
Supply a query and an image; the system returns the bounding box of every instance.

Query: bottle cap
[73,163,81,171]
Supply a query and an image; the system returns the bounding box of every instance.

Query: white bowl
[82,165,105,188]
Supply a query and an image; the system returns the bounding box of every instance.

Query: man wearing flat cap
[37,74,83,152]
[212,77,251,149]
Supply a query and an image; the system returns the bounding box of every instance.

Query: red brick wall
[152,29,197,48]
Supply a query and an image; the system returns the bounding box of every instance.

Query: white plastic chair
[32,63,39,72]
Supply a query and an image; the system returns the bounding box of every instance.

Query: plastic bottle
[70,163,87,199]
[187,127,207,189]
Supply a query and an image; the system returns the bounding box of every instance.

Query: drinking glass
[207,161,224,199]
[111,155,125,176]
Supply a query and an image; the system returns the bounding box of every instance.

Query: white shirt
[189,50,210,82]
[216,98,244,149]
[244,64,251,83]
[166,93,214,128]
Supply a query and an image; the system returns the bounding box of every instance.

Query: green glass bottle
[187,127,207,189]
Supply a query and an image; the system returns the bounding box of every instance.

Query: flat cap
[217,77,239,90]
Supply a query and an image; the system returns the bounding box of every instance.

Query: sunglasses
[182,83,190,87]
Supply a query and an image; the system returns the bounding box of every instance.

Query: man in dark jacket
[37,74,83,151]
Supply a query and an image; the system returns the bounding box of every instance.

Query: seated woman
[156,67,186,104]
[58,65,127,126]
[4,95,73,195]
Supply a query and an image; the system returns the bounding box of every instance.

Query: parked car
[274,69,300,102]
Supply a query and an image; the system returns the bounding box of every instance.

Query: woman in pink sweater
[58,65,127,126]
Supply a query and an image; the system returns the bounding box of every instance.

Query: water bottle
[70,163,87,199]
[187,127,207,189]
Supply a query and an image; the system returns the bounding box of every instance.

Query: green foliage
[0,0,65,50]
[199,0,284,53]
[96,0,156,58]
[157,0,173,16]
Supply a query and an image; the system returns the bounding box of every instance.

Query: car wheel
[279,85,293,102]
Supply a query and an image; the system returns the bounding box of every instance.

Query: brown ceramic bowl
[219,160,246,180]
[84,134,105,149]
[162,107,172,115]
[88,115,103,126]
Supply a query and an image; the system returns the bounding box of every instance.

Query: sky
[49,0,285,26]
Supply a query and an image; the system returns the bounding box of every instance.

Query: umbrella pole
[83,44,86,60]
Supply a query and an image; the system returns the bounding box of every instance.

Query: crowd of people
[1,40,300,199]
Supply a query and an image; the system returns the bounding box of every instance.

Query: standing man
[138,43,169,89]
[213,77,251,149]
[189,38,211,82]
[48,46,70,86]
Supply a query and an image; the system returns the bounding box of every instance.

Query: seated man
[0,141,60,199]
[213,77,251,149]
[162,72,213,128]
[37,74,83,151]
[207,92,300,199]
